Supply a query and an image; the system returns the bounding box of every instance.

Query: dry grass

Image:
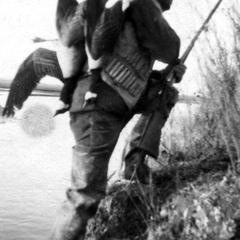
[195,2,240,173]
[143,3,240,239]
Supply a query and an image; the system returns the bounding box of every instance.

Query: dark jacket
[91,0,180,109]
[57,0,180,110]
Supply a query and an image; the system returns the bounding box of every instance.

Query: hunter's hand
[172,63,186,83]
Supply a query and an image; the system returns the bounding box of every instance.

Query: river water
[0,94,130,240]
[0,95,74,240]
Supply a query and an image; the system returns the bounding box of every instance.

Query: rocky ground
[84,156,240,240]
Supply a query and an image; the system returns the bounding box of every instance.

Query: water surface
[0,96,73,240]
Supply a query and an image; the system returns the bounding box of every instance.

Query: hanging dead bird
[2,0,109,118]
[2,0,87,118]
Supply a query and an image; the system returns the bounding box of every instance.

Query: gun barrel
[164,0,224,87]
[180,0,224,63]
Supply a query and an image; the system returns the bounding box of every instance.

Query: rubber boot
[124,149,150,184]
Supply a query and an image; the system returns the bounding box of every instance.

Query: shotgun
[136,0,225,165]
[166,0,224,86]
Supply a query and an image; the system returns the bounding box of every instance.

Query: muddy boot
[124,149,150,184]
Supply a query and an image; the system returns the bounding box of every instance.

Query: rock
[84,181,149,240]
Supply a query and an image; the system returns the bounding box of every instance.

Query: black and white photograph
[0,0,239,239]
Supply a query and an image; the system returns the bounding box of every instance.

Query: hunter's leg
[50,76,129,240]
[124,85,179,183]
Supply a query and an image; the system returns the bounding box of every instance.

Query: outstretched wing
[2,60,40,117]
[2,48,64,117]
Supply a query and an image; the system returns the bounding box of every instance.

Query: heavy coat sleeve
[90,1,125,59]
[56,0,85,46]
[130,0,180,64]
